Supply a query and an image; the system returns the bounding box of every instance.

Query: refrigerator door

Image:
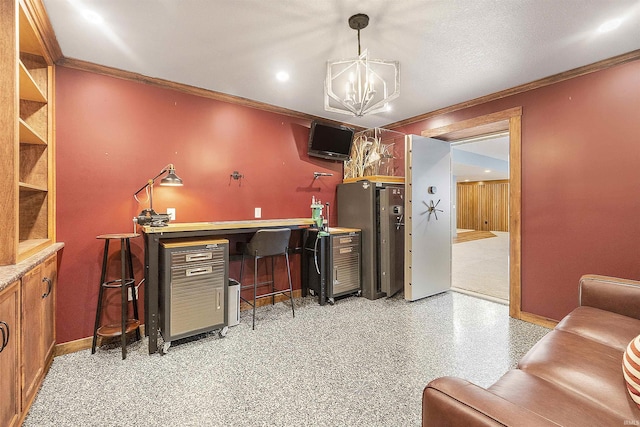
[379,186,405,297]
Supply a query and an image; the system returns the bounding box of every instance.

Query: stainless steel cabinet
[160,240,228,349]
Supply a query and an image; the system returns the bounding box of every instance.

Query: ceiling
[453,134,510,182]
[42,1,640,129]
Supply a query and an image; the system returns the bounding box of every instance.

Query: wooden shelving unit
[0,0,55,265]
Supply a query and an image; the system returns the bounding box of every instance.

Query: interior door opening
[450,133,510,304]
[419,106,522,318]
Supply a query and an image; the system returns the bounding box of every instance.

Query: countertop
[0,243,64,292]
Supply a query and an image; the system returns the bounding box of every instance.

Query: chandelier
[324,14,400,117]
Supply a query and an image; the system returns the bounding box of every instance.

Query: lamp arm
[132,164,175,196]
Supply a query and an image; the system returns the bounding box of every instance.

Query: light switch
[254,207,261,218]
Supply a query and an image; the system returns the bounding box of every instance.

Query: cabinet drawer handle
[0,321,9,352]
[186,253,213,262]
[42,277,52,298]
[186,266,213,277]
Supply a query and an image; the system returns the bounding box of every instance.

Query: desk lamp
[133,164,183,226]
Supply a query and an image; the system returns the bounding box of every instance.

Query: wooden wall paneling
[456,183,478,230]
[457,181,509,231]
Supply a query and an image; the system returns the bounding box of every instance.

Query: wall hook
[231,171,243,180]
[313,172,333,180]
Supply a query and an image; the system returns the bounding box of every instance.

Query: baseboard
[54,324,147,356]
[54,291,304,356]
[239,289,302,310]
[519,311,558,329]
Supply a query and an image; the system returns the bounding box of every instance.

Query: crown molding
[385,49,640,130]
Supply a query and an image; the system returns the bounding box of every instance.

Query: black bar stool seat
[92,233,141,359]
[237,228,295,330]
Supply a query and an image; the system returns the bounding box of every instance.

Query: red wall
[55,67,342,343]
[395,59,640,321]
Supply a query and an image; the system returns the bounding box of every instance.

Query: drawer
[331,233,360,249]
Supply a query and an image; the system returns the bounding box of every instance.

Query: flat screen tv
[307,121,355,162]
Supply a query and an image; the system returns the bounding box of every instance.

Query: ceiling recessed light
[276,71,290,82]
[82,10,103,24]
[598,18,622,33]
[484,169,491,173]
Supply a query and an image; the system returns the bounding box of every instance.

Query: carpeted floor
[452,231,509,301]
[24,291,547,426]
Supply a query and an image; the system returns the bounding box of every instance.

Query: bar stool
[92,233,141,359]
[238,229,295,330]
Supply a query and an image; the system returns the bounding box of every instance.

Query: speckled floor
[24,292,549,427]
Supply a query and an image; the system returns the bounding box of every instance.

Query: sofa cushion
[488,369,629,426]
[623,334,640,408]
[556,306,640,351]
[518,330,639,419]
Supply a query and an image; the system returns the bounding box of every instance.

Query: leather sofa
[422,275,640,426]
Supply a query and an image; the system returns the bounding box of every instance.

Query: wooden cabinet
[21,254,56,411]
[0,281,21,427]
[0,0,56,266]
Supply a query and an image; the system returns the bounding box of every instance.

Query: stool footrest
[96,319,141,338]
[102,279,135,288]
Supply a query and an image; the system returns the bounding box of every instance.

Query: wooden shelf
[97,320,141,338]
[19,61,47,103]
[342,175,405,184]
[19,182,48,192]
[19,119,46,145]
[18,238,51,261]
[18,5,42,56]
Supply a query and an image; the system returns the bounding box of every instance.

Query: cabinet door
[41,254,56,363]
[0,281,20,427]
[21,264,43,407]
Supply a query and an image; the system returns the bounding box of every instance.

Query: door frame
[420,107,522,318]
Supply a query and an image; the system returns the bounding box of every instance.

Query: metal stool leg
[252,253,258,330]
[120,238,127,360]
[92,239,110,354]
[286,251,294,318]
[270,256,275,305]
[125,238,141,341]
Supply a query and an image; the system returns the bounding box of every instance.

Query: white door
[404,135,452,301]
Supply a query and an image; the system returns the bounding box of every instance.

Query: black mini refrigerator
[303,228,361,305]
[337,180,405,299]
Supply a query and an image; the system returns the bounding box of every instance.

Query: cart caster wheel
[357,290,362,297]
[219,326,229,338]
[328,298,335,305]
[309,289,316,296]
[160,341,171,355]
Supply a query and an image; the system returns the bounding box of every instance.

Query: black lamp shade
[160,169,183,186]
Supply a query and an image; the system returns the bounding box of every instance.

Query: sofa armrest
[423,377,559,427]
[579,274,640,320]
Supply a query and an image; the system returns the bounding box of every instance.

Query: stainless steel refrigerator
[337,180,404,299]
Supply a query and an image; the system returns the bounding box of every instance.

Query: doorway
[421,106,523,319]
[451,133,510,303]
